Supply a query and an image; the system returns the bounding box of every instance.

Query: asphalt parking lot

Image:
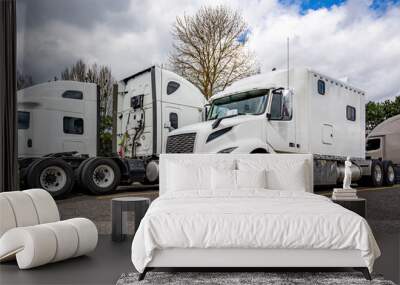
[56,184,159,234]
[56,184,400,234]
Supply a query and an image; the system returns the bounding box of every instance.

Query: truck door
[61,114,86,154]
[161,106,181,153]
[266,89,297,153]
[322,124,334,145]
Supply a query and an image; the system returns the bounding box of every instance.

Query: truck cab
[166,87,294,154]
[17,81,98,158]
[118,66,206,157]
[366,136,384,160]
[166,73,297,155]
[118,66,207,183]
[366,114,400,184]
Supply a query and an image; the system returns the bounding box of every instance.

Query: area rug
[116,271,396,285]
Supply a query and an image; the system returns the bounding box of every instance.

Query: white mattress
[131,190,380,273]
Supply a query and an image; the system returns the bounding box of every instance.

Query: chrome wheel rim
[92,165,114,188]
[374,165,382,182]
[39,166,67,192]
[387,165,395,182]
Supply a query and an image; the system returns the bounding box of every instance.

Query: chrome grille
[166,133,196,153]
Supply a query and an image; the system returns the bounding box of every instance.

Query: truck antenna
[287,37,289,89]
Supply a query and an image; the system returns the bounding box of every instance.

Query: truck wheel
[26,158,74,198]
[74,157,95,192]
[19,164,32,189]
[81,158,121,195]
[382,161,395,186]
[370,160,384,187]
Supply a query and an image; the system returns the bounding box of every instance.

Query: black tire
[74,157,96,192]
[81,158,121,195]
[369,160,384,187]
[26,158,74,198]
[19,164,33,189]
[382,160,396,186]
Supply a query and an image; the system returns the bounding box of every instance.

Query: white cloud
[241,0,400,101]
[17,0,400,101]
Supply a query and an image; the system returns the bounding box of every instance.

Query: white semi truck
[18,66,206,197]
[366,114,400,184]
[166,68,398,187]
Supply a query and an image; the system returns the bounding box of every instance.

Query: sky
[16,0,400,102]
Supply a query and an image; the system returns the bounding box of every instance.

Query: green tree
[366,96,400,131]
[60,60,115,156]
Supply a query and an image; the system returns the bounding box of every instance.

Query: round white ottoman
[0,218,98,269]
[0,189,98,269]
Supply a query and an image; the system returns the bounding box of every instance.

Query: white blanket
[131,190,380,273]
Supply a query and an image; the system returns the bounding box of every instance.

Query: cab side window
[167,81,180,95]
[317,80,325,95]
[346,105,356,121]
[63,117,84,134]
[62,90,83,100]
[270,90,292,121]
[366,138,380,151]
[18,111,30,129]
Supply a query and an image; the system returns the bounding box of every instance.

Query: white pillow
[167,162,210,191]
[236,169,267,189]
[211,168,237,191]
[266,162,307,191]
[166,159,236,192]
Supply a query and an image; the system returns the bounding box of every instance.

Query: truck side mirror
[268,88,293,121]
[282,89,293,120]
[203,103,211,121]
[163,121,173,132]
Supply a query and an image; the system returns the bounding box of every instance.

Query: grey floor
[0,235,133,285]
[1,185,399,285]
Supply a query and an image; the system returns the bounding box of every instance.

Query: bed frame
[137,154,372,281]
[139,248,371,280]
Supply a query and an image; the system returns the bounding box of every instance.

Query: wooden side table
[111,197,151,242]
[332,198,367,218]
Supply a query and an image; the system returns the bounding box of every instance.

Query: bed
[131,154,380,280]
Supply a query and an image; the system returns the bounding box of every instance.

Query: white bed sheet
[131,190,380,273]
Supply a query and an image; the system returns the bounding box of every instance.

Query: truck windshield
[208,89,269,120]
[366,138,381,151]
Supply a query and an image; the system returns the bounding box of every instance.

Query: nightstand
[332,198,366,218]
[111,197,151,242]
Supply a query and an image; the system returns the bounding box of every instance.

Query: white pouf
[0,189,98,269]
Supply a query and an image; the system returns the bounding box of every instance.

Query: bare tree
[61,59,87,82]
[170,5,259,99]
[17,70,34,90]
[60,60,114,118]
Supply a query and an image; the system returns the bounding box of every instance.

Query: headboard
[159,154,314,195]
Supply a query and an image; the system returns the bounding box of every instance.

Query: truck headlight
[218,147,238,153]
[206,127,232,143]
